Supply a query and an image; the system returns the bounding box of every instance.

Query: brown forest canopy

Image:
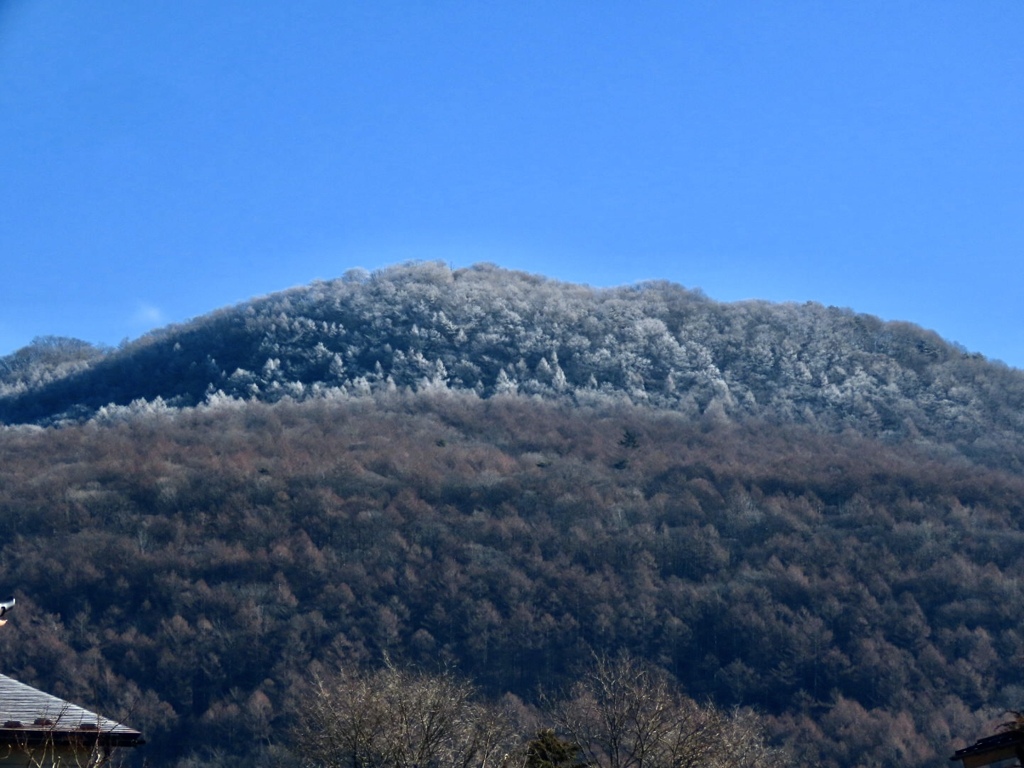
[0,391,1022,767]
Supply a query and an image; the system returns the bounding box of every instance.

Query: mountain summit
[3,261,1022,468]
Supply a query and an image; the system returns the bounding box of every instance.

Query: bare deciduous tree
[551,654,782,768]
[292,662,516,768]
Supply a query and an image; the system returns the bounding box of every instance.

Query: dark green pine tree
[526,729,587,768]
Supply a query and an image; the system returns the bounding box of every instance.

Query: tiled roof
[0,674,143,748]
[950,729,1024,767]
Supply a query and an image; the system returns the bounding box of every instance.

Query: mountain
[3,262,1023,470]
[1,262,1023,768]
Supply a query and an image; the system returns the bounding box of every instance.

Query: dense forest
[1,263,1024,767]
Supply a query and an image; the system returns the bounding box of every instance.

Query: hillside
[2,262,1024,768]
[0,393,1021,767]
[2,262,1023,470]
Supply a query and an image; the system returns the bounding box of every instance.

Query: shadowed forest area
[0,391,1022,766]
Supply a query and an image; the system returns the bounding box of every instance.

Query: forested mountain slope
[0,393,1020,768]
[3,262,1023,470]
[3,262,1024,768]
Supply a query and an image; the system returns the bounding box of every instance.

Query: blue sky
[2,2,1022,367]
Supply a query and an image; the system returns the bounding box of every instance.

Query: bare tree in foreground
[291,662,516,768]
[292,655,781,768]
[550,654,784,768]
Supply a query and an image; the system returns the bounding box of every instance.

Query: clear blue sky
[2,2,1022,366]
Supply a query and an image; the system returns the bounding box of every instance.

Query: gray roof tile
[0,674,143,747]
